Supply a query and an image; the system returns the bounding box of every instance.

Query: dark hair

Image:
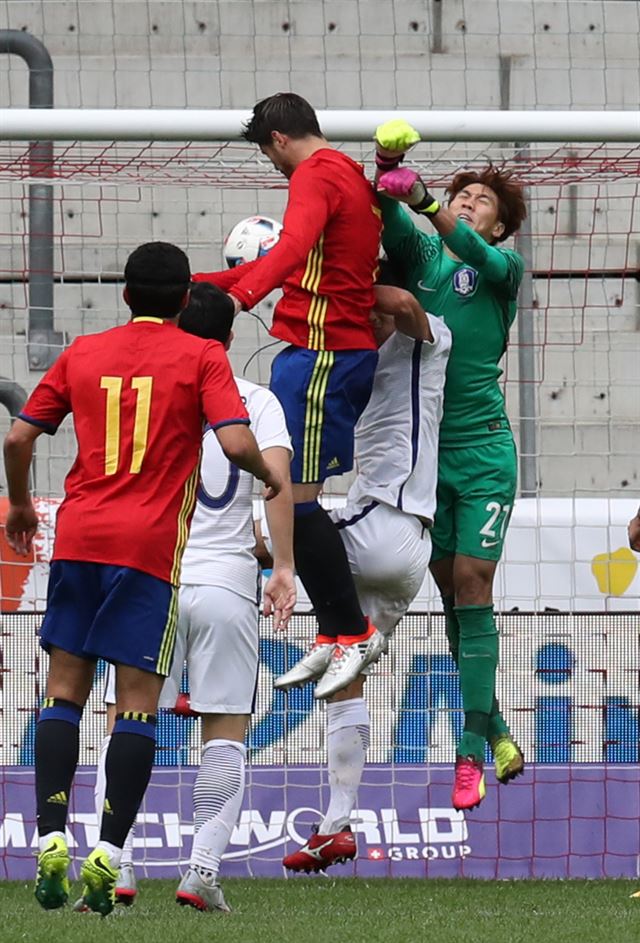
[242,92,323,146]
[179,282,234,344]
[446,166,527,242]
[124,242,191,318]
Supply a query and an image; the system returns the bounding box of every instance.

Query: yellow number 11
[100,375,154,475]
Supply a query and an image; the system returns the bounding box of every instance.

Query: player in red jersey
[3,242,283,916]
[194,93,386,697]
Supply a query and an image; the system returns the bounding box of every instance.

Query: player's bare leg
[283,677,365,873]
[176,713,247,913]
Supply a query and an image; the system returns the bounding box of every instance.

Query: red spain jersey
[19,318,249,584]
[194,149,381,351]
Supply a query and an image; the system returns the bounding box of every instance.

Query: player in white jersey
[95,283,295,912]
[262,272,451,871]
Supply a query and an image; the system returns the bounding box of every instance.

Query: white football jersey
[180,378,291,599]
[347,314,451,521]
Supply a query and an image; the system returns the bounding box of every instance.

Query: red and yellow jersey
[19,318,249,584]
[194,149,382,351]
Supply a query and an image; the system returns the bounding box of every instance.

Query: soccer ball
[223,216,283,268]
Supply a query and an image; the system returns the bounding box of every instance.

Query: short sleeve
[250,388,292,453]
[19,347,72,434]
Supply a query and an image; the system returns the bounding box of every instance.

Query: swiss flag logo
[367,847,385,860]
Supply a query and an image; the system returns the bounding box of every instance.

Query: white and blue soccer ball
[223,215,283,268]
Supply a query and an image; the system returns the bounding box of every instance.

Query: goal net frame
[1,108,640,881]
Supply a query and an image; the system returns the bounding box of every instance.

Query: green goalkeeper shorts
[431,436,517,563]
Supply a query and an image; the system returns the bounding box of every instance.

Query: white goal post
[1,107,639,142]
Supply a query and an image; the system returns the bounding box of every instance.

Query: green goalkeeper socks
[442,595,460,660]
[442,596,509,741]
[455,604,499,760]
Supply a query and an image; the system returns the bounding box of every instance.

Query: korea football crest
[452,267,477,297]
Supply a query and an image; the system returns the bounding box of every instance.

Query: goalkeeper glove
[374,119,421,172]
[377,168,440,217]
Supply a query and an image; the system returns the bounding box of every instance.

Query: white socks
[95,734,135,865]
[320,698,370,834]
[190,738,246,879]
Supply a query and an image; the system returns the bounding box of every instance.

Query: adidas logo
[327,457,340,470]
[47,791,68,805]
[103,799,113,815]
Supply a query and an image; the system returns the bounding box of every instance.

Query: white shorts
[103,585,259,715]
[103,662,116,705]
[330,501,431,638]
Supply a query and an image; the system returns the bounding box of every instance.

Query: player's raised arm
[373,121,441,273]
[372,284,433,341]
[226,165,337,313]
[373,118,421,182]
[378,163,526,292]
[192,257,263,295]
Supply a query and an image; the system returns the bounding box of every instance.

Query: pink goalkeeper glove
[377,169,441,217]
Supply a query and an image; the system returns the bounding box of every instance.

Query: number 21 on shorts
[479,501,511,549]
[100,375,153,475]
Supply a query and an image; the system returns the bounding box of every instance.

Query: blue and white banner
[2,765,639,881]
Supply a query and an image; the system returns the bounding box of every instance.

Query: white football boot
[273,641,336,690]
[176,867,231,913]
[314,628,386,700]
[115,862,137,905]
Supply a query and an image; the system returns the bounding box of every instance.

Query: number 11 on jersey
[100,375,154,475]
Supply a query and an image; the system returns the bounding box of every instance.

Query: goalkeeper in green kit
[374,120,527,811]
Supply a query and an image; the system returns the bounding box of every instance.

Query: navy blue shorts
[39,560,178,676]
[270,346,377,484]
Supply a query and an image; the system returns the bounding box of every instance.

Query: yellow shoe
[79,848,118,916]
[491,734,525,785]
[35,834,70,910]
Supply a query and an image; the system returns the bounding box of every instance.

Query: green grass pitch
[2,878,640,943]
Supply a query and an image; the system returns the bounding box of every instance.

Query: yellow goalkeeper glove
[374,119,421,171]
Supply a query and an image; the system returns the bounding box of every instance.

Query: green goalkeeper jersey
[381,197,524,446]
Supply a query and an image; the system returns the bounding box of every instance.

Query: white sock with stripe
[320,698,370,834]
[190,738,246,879]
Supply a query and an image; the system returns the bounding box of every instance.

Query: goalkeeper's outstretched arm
[374,120,524,289]
[377,167,515,285]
